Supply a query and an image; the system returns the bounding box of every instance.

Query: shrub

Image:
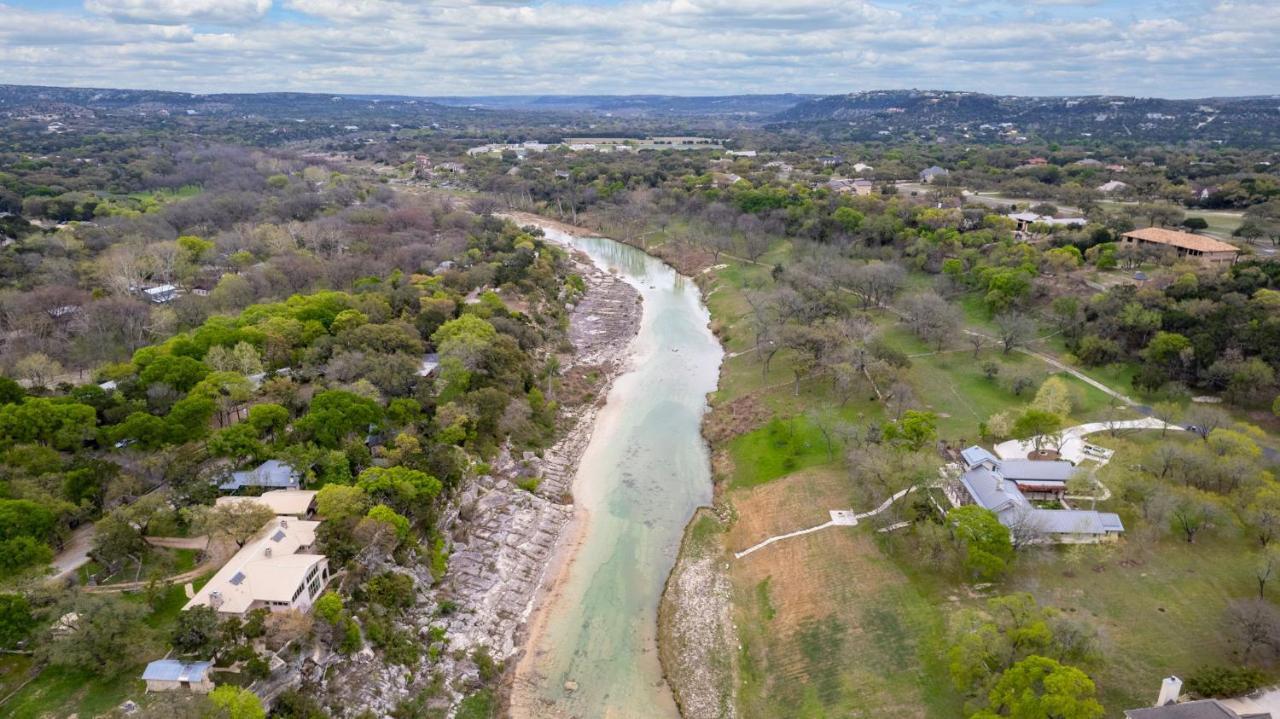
[1186,666,1266,698]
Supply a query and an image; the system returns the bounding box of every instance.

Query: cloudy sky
[1,0,1277,98]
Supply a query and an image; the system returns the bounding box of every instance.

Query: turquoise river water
[517,226,722,718]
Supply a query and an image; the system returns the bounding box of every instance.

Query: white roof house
[1009,212,1087,232]
[184,517,331,617]
[215,489,317,517]
[144,284,178,303]
[1097,180,1129,193]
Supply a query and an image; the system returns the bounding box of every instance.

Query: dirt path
[50,524,95,580]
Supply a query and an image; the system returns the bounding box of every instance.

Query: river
[515,225,723,717]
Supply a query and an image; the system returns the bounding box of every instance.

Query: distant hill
[423,94,816,117]
[0,84,467,120]
[769,89,1280,146]
[5,83,1280,146]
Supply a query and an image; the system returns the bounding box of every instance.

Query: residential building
[952,446,1124,543]
[1098,180,1129,193]
[184,516,331,617]
[215,489,317,517]
[142,660,215,693]
[852,162,874,173]
[919,165,949,183]
[1121,227,1240,266]
[817,155,843,166]
[143,284,178,303]
[219,459,301,492]
[1024,157,1049,166]
[1074,158,1105,167]
[826,178,875,196]
[1009,212,1086,234]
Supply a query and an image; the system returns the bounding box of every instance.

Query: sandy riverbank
[504,217,647,716]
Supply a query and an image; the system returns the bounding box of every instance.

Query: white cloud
[84,0,272,25]
[0,0,1267,97]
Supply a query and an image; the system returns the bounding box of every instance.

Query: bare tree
[994,311,1037,354]
[1226,598,1280,663]
[1185,405,1230,441]
[847,261,906,310]
[901,291,962,350]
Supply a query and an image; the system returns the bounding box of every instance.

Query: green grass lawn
[1008,536,1264,712]
[728,415,839,490]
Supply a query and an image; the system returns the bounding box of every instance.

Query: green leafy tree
[949,505,1014,582]
[355,466,441,513]
[315,484,369,522]
[1012,409,1065,453]
[139,355,211,393]
[882,410,938,451]
[39,594,156,676]
[209,685,266,719]
[432,315,500,398]
[0,594,34,648]
[208,423,264,463]
[313,591,344,625]
[974,655,1103,719]
[246,403,290,440]
[0,398,97,450]
[295,390,382,448]
[171,605,221,655]
[365,504,411,543]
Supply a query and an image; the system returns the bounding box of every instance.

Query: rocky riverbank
[315,247,642,716]
[658,507,739,719]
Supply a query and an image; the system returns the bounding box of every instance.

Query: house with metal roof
[184,516,330,617]
[919,165,950,183]
[141,659,215,693]
[219,460,301,492]
[143,284,179,303]
[955,446,1124,544]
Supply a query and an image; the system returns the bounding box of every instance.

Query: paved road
[50,524,95,580]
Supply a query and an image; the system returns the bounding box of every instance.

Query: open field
[727,467,961,719]
[1007,536,1261,711]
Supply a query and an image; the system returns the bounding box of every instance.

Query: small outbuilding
[141,659,215,693]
